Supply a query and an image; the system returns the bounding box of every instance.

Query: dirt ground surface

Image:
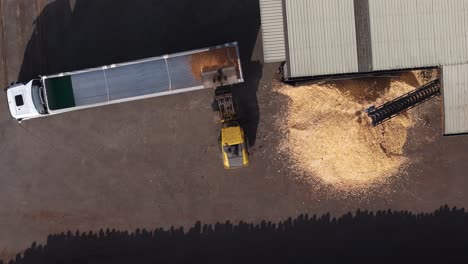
[0,0,467,261]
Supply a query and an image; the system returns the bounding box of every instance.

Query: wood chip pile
[275,71,436,193]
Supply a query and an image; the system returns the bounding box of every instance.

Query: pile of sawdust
[276,73,425,193]
[190,47,237,80]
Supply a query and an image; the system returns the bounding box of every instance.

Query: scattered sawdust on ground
[190,48,237,80]
[275,71,437,195]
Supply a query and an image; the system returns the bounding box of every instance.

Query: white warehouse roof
[259,0,287,63]
[260,0,468,78]
[370,0,468,71]
[442,64,468,136]
[284,0,359,77]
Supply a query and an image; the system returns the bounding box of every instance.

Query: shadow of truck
[18,0,262,145]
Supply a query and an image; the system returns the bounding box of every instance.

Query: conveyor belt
[367,79,440,126]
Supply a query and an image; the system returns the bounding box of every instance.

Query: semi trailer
[6,42,243,121]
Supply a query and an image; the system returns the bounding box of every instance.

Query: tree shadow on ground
[4,205,468,264]
[18,0,262,145]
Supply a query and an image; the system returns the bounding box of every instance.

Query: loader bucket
[201,66,239,88]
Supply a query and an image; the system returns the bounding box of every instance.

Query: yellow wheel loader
[212,86,249,169]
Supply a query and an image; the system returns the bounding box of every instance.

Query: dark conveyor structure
[366,79,441,126]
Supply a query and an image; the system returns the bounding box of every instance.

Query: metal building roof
[260,0,468,78]
[442,64,468,135]
[285,0,358,77]
[259,0,286,63]
[369,0,468,71]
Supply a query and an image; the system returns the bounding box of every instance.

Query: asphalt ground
[0,0,468,261]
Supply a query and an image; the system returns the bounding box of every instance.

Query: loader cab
[6,80,47,121]
[220,121,249,169]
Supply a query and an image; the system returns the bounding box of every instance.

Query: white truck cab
[6,80,47,121]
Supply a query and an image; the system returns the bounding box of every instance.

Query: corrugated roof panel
[442,64,468,135]
[285,0,358,77]
[417,0,436,66]
[369,0,468,71]
[260,0,286,63]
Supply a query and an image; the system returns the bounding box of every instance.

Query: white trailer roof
[42,43,243,111]
[69,59,170,106]
[442,64,468,135]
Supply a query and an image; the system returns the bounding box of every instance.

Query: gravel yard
[0,0,467,261]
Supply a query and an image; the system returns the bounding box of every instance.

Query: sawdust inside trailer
[190,47,240,80]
